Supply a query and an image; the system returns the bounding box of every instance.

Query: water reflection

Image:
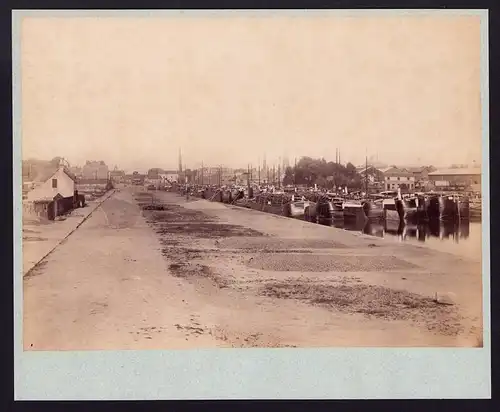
[324,218,472,243]
[315,216,480,260]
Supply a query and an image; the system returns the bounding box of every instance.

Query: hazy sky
[20,13,483,172]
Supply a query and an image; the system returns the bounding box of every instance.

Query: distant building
[131,173,145,185]
[23,159,57,184]
[110,169,125,183]
[381,166,416,192]
[26,166,76,201]
[69,166,83,178]
[198,167,234,186]
[358,165,385,184]
[82,160,109,180]
[428,168,481,192]
[162,170,179,184]
[147,168,165,179]
[405,166,436,189]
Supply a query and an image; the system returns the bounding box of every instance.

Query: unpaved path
[23,188,483,349]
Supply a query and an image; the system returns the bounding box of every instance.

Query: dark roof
[407,167,426,173]
[32,165,58,182]
[428,168,481,176]
[381,166,413,177]
[62,168,77,182]
[37,166,77,183]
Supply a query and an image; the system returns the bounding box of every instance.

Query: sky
[20,13,483,173]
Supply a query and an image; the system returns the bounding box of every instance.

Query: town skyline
[22,150,482,176]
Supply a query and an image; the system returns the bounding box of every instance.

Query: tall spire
[178,148,183,173]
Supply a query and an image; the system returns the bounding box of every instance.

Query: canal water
[321,219,483,261]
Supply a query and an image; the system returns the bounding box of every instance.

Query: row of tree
[282,157,365,189]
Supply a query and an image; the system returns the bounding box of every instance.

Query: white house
[26,166,76,201]
[381,166,416,192]
[163,171,179,184]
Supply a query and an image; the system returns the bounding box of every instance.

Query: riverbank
[22,190,115,276]
[23,188,482,349]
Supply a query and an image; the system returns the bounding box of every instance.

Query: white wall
[164,173,178,182]
[385,176,415,182]
[27,168,75,201]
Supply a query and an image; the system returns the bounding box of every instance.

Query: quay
[23,186,482,350]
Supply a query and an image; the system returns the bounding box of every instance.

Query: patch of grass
[168,261,232,288]
[154,222,265,238]
[260,280,463,335]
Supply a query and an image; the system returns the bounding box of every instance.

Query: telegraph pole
[247,164,250,193]
[278,164,281,189]
[294,158,297,185]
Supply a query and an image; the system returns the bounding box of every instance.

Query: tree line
[282,157,365,189]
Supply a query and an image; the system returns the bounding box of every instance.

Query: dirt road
[23,187,483,349]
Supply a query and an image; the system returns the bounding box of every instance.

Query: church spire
[178,148,183,173]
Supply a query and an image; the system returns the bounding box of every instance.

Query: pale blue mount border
[13,9,491,400]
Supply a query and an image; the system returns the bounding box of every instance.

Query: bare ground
[23,188,483,349]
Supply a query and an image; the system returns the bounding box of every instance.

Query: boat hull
[362,201,384,220]
[343,204,367,222]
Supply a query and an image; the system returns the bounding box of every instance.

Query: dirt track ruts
[22,187,483,349]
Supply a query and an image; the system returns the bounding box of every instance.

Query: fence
[23,200,52,220]
[23,195,84,221]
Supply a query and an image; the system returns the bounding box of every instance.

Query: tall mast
[365,150,368,195]
[278,163,281,189]
[294,157,297,185]
[178,148,183,174]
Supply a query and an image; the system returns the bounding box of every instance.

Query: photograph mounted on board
[20,12,485,350]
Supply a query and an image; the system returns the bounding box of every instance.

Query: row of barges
[178,184,481,225]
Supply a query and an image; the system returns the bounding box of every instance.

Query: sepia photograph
[19,11,485,353]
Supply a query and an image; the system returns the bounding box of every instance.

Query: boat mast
[365,151,368,195]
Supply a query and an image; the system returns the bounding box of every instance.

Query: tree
[345,162,358,177]
[285,156,362,189]
[315,175,327,188]
[50,156,63,167]
[282,166,294,186]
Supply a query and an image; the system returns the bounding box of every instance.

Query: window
[397,177,400,181]
[52,178,57,188]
